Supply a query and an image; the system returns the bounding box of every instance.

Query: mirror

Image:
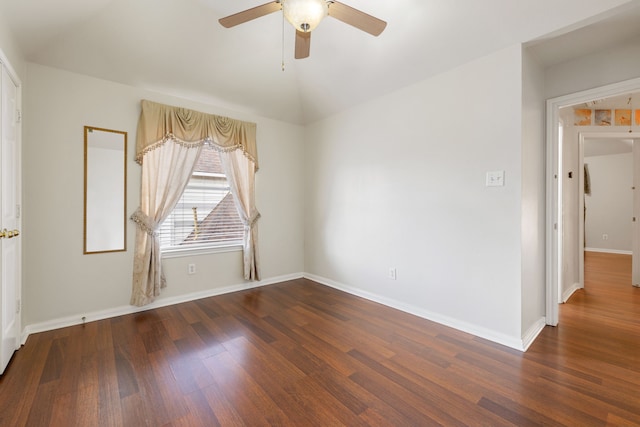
[84,126,127,254]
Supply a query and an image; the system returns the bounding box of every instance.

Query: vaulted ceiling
[2,0,640,124]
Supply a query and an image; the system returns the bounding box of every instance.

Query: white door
[0,64,21,374]
[633,140,640,287]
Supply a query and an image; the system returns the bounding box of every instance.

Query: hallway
[528,251,639,424]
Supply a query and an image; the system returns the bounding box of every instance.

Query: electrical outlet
[602,234,608,240]
[388,268,397,280]
[188,263,196,275]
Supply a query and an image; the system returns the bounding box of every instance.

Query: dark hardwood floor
[1,252,639,426]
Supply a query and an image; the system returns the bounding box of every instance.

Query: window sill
[161,244,242,259]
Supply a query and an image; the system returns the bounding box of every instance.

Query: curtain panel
[220,149,261,281]
[130,100,260,306]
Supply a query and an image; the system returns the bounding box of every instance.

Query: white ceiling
[2,0,640,124]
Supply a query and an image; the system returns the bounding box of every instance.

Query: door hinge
[554,223,558,230]
[16,299,21,314]
[16,204,20,219]
[16,109,21,124]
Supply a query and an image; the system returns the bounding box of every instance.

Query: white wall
[545,37,640,101]
[584,152,633,252]
[23,63,305,326]
[0,11,25,80]
[305,45,525,348]
[521,48,546,340]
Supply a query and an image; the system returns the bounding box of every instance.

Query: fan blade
[328,1,386,36]
[219,2,281,28]
[295,30,311,59]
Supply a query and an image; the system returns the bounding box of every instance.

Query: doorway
[578,134,637,293]
[546,77,640,326]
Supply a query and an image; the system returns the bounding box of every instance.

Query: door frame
[546,77,640,326]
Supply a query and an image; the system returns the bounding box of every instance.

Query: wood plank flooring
[1,252,639,426]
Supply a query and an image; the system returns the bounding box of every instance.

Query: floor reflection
[242,289,262,310]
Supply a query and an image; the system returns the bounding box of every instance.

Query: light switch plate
[486,170,505,187]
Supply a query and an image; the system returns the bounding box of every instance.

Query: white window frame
[160,152,243,259]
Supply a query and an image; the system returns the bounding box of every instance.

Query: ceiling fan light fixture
[282,0,328,32]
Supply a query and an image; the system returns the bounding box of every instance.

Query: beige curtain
[131,100,259,306]
[130,142,202,306]
[220,149,261,280]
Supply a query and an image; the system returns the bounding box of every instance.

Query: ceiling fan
[219,0,386,59]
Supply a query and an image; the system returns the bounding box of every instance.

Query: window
[159,147,243,254]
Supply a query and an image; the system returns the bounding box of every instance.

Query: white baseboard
[521,317,546,351]
[562,282,582,303]
[21,272,304,345]
[585,248,632,255]
[21,271,542,353]
[303,273,527,352]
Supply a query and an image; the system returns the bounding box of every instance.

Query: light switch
[486,170,505,187]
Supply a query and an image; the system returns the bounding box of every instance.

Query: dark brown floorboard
[1,251,639,426]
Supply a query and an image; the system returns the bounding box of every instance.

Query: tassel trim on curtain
[130,208,159,237]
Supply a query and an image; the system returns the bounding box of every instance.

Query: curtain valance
[135,99,258,168]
